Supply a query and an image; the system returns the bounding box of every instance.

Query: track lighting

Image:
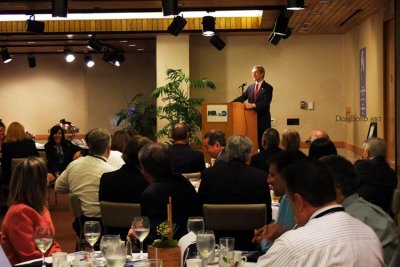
[52,0,68,17]
[87,37,104,52]
[64,48,75,62]
[103,50,125,67]
[1,48,12,63]
[268,32,282,45]
[25,15,45,34]
[84,55,95,68]
[162,0,179,16]
[210,35,226,51]
[27,54,36,68]
[273,13,289,36]
[287,0,305,10]
[167,15,187,36]
[202,16,216,37]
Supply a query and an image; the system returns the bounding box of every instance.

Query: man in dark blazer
[354,137,397,215]
[198,135,272,250]
[251,128,282,172]
[233,65,273,150]
[169,123,205,173]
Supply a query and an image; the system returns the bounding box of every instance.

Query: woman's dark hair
[111,129,133,152]
[48,125,66,145]
[8,157,48,214]
[122,135,153,165]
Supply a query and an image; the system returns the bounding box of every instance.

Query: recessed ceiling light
[319,0,332,4]
[67,34,74,38]
[129,44,136,47]
[303,22,314,27]
[120,40,128,43]
[137,48,145,51]
[298,28,308,33]
[27,41,36,44]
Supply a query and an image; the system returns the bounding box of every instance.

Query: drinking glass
[196,230,215,267]
[187,216,205,235]
[100,235,121,257]
[104,241,126,267]
[83,221,101,254]
[34,225,54,267]
[132,216,150,259]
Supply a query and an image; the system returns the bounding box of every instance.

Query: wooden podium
[201,102,258,159]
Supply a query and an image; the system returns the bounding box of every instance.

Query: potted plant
[152,69,216,145]
[116,93,157,140]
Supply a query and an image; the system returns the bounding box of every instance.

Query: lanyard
[89,154,107,162]
[313,207,345,219]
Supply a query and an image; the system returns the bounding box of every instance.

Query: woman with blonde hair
[281,128,301,151]
[1,122,38,187]
[0,157,61,265]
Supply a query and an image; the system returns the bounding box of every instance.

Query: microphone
[238,82,247,88]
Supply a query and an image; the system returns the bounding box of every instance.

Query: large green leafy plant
[152,69,216,145]
[116,93,157,140]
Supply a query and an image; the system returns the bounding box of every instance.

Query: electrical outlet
[271,118,276,126]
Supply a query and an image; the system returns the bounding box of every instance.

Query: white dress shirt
[256,205,384,267]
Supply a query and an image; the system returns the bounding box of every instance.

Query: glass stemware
[34,225,54,267]
[196,230,215,267]
[100,235,121,257]
[83,221,101,254]
[132,216,150,259]
[187,216,205,235]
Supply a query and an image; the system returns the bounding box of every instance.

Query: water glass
[100,235,121,257]
[196,230,215,267]
[135,259,162,267]
[104,241,126,267]
[187,216,205,235]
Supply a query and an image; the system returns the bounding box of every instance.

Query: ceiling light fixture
[287,0,305,10]
[25,15,45,34]
[202,16,215,37]
[209,35,226,51]
[167,15,187,36]
[64,48,75,62]
[268,32,282,46]
[103,49,125,67]
[162,0,179,16]
[27,54,36,68]
[87,37,104,52]
[52,0,68,17]
[1,48,12,63]
[84,55,95,68]
[273,13,289,36]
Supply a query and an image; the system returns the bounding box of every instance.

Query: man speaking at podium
[233,65,273,150]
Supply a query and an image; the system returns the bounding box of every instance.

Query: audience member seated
[250,128,282,172]
[198,135,272,250]
[257,159,384,266]
[0,119,5,161]
[253,150,306,252]
[203,130,226,166]
[1,122,39,187]
[55,128,116,235]
[169,123,205,173]
[321,155,399,265]
[308,137,337,159]
[0,157,61,265]
[280,128,300,151]
[354,137,397,214]
[45,125,81,183]
[133,143,202,248]
[306,129,330,144]
[108,129,133,169]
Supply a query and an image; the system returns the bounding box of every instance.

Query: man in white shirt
[55,128,116,234]
[256,158,384,267]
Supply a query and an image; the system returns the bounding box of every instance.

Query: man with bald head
[306,129,329,144]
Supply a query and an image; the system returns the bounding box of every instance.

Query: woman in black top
[44,125,80,181]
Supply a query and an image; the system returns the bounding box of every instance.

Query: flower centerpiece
[115,93,156,140]
[151,221,178,248]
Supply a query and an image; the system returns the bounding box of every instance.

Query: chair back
[203,204,266,231]
[100,201,141,230]
[68,193,83,218]
[10,158,26,175]
[182,172,201,181]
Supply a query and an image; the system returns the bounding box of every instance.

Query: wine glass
[187,216,205,235]
[196,230,215,267]
[132,216,150,259]
[83,221,101,254]
[34,225,54,267]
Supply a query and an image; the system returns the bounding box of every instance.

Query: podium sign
[206,104,228,122]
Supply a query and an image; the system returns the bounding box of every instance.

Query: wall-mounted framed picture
[367,122,377,139]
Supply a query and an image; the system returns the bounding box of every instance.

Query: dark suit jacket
[169,143,205,173]
[140,173,202,247]
[233,81,273,130]
[44,140,80,175]
[99,163,148,203]
[355,156,398,214]
[1,139,39,185]
[198,159,272,250]
[250,146,282,172]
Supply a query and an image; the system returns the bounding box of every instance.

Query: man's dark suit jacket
[355,156,398,214]
[169,143,205,173]
[198,159,272,250]
[250,146,282,172]
[99,163,149,238]
[233,81,273,130]
[140,173,202,247]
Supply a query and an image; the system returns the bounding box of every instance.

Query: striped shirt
[256,205,385,267]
